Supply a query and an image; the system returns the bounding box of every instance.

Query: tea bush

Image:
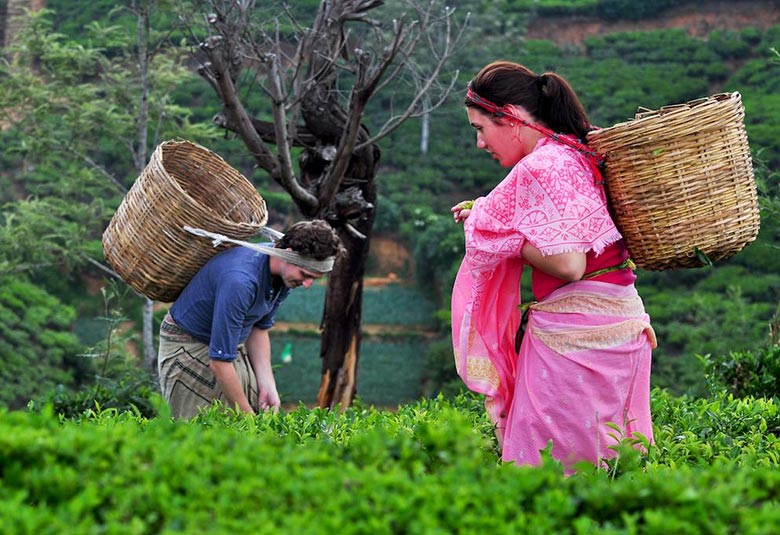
[0,275,86,408]
[271,335,430,406]
[650,388,780,468]
[5,390,780,533]
[701,345,780,400]
[275,284,437,328]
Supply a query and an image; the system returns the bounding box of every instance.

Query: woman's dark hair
[276,219,343,260]
[465,60,592,141]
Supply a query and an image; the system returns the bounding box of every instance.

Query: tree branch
[66,145,128,194]
[83,254,123,280]
[356,6,469,149]
[317,49,374,208]
[200,37,280,177]
[266,52,318,208]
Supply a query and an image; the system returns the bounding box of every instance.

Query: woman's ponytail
[537,72,591,141]
[466,61,592,140]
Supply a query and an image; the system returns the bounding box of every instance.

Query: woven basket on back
[102,140,268,302]
[586,92,760,270]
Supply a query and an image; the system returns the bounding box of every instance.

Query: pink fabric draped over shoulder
[451,138,624,440]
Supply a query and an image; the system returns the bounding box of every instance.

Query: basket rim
[152,139,268,230]
[589,91,742,137]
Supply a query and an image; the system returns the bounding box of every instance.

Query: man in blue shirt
[157,219,342,418]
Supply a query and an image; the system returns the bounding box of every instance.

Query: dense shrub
[709,29,755,59]
[422,338,465,398]
[650,388,780,468]
[4,390,780,533]
[497,0,697,19]
[0,275,87,409]
[409,213,465,301]
[702,345,780,400]
[37,373,160,420]
[596,0,686,20]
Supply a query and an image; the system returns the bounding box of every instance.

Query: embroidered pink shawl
[451,138,623,439]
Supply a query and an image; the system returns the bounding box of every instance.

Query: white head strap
[183,226,335,273]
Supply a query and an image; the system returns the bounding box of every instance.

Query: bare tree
[128,0,156,372]
[179,0,468,408]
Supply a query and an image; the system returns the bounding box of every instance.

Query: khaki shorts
[157,313,258,419]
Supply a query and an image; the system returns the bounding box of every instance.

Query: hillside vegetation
[2,2,780,530]
[0,0,778,408]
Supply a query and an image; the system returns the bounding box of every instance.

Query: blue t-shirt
[170,245,290,361]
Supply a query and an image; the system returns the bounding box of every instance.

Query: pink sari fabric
[452,138,651,466]
[502,280,655,471]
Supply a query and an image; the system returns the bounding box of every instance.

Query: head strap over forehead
[184,226,335,274]
[466,84,507,117]
[466,83,606,167]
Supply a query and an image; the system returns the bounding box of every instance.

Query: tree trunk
[2,0,45,48]
[317,226,371,408]
[312,144,379,409]
[189,0,462,409]
[421,111,430,155]
[143,297,156,373]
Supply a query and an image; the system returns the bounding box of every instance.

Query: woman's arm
[521,241,586,281]
[452,199,585,280]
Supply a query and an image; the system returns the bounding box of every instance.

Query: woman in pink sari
[451,61,656,471]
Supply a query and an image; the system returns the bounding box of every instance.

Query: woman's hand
[451,200,474,224]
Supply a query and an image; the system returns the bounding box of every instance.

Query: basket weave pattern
[102,140,268,302]
[587,92,760,270]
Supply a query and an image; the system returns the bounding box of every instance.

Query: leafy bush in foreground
[650,389,780,468]
[4,390,780,533]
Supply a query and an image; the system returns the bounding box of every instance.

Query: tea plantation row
[2,388,779,534]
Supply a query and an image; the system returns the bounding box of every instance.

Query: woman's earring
[510,122,515,127]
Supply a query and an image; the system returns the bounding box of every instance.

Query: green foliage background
[0,0,778,408]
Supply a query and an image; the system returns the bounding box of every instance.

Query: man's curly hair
[276,219,343,261]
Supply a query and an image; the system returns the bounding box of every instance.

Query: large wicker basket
[102,140,268,302]
[586,92,760,270]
